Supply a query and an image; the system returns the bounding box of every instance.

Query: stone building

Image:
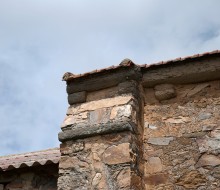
[1,50,220,189]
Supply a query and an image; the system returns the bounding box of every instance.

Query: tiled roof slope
[63,50,220,81]
[0,148,60,171]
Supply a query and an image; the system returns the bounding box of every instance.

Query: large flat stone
[58,121,135,142]
[142,57,220,87]
[67,96,133,115]
[147,137,174,145]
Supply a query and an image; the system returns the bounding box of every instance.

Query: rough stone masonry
[58,51,220,190]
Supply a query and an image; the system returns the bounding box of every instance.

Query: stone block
[147,137,174,146]
[103,143,131,165]
[89,108,110,125]
[163,116,191,124]
[196,136,220,153]
[59,121,134,142]
[67,96,133,115]
[210,127,220,139]
[118,80,138,95]
[154,84,176,101]
[68,91,86,105]
[110,105,132,120]
[60,141,84,155]
[59,156,89,170]
[196,154,220,167]
[92,173,102,186]
[198,112,212,121]
[61,112,87,129]
[145,157,163,174]
[86,86,118,102]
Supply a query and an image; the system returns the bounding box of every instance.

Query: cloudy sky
[0,0,220,155]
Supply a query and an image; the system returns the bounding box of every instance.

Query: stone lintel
[66,66,142,94]
[58,121,136,142]
[142,57,220,87]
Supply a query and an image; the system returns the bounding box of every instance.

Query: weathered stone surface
[154,84,176,101]
[198,112,212,120]
[117,168,131,188]
[110,105,133,120]
[144,173,168,186]
[61,112,87,128]
[60,141,84,155]
[202,124,216,131]
[145,121,157,130]
[68,91,86,105]
[182,131,206,138]
[186,83,210,97]
[89,108,110,125]
[142,57,220,87]
[67,65,141,93]
[210,127,220,139]
[86,86,119,102]
[144,88,159,104]
[196,136,220,153]
[59,58,220,190]
[92,173,102,186]
[118,80,139,96]
[67,96,133,115]
[212,166,220,179]
[59,156,89,169]
[103,143,131,165]
[145,157,163,174]
[58,169,90,190]
[196,154,220,167]
[163,116,190,124]
[148,137,174,145]
[59,121,135,142]
[176,170,206,189]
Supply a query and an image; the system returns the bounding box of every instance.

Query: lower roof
[0,148,60,172]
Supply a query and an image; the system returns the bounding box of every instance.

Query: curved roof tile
[0,148,60,171]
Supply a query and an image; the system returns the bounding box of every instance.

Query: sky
[0,0,220,155]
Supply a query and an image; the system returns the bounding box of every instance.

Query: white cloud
[0,0,220,155]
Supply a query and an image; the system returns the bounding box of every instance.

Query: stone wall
[58,80,144,189]
[0,164,58,190]
[59,54,220,189]
[143,80,220,189]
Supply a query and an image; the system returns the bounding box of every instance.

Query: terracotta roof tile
[63,50,220,82]
[0,148,60,171]
[142,50,220,68]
